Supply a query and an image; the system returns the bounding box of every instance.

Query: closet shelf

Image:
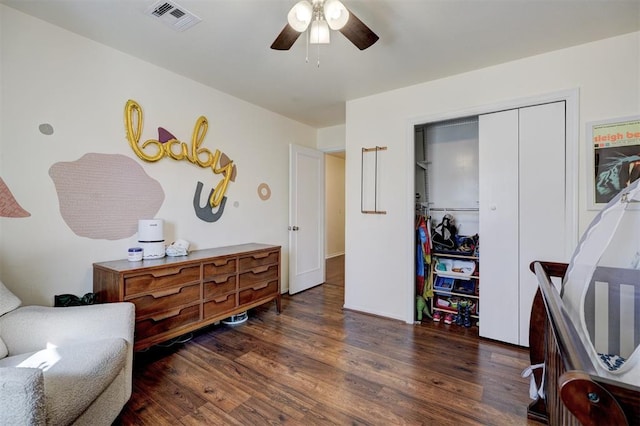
[435,272,479,280]
[428,207,479,212]
[432,251,478,260]
[416,161,430,170]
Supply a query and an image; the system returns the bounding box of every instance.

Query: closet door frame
[405,89,579,327]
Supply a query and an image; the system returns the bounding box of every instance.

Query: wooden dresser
[93,243,281,351]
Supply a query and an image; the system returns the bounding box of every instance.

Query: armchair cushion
[0,280,21,359]
[0,338,127,425]
[0,337,7,359]
[0,279,21,317]
[0,304,134,356]
[0,367,46,426]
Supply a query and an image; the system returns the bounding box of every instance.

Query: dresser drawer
[204,274,236,299]
[239,279,279,305]
[239,250,279,271]
[203,257,236,277]
[124,265,200,297]
[130,283,200,318]
[203,293,236,319]
[135,304,200,341]
[239,264,279,289]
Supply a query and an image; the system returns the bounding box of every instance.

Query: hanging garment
[416,220,426,295]
[416,216,433,298]
[423,216,434,299]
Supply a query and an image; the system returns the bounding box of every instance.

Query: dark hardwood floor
[116,255,540,425]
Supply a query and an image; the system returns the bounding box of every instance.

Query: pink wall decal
[49,153,164,240]
[0,177,31,218]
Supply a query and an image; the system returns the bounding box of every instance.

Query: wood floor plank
[115,255,541,425]
[165,352,251,412]
[117,384,176,426]
[181,341,318,421]
[131,358,209,419]
[231,315,485,401]
[179,402,246,426]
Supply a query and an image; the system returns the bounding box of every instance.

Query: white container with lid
[128,247,143,261]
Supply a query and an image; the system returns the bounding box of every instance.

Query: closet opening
[408,91,577,345]
[414,117,480,327]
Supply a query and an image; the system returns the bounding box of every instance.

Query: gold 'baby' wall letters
[124,100,236,222]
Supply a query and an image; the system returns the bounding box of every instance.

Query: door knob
[292,226,299,231]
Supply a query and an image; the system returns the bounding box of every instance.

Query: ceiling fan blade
[271,24,302,50]
[339,9,379,50]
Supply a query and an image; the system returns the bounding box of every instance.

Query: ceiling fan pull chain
[317,43,321,67]
[305,29,310,63]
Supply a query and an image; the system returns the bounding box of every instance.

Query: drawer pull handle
[214,295,230,303]
[251,265,270,274]
[251,252,270,259]
[149,308,182,322]
[209,275,232,284]
[253,282,269,291]
[150,287,183,298]
[211,259,232,267]
[149,266,191,278]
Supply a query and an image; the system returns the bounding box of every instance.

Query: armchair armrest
[0,303,134,356]
[0,367,46,426]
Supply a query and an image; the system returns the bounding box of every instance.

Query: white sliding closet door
[479,102,566,346]
[518,102,567,345]
[478,109,521,345]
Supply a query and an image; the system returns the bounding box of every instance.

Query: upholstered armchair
[0,280,134,425]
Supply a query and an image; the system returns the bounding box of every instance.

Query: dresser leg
[275,294,282,313]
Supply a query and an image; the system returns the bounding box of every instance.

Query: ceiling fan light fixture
[271,0,377,51]
[323,0,349,30]
[287,1,313,32]
[309,19,331,44]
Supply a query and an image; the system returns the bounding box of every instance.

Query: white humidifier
[138,219,165,259]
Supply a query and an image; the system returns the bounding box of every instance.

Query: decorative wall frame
[587,115,640,209]
[361,146,387,214]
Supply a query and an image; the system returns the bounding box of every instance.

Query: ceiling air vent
[144,0,201,32]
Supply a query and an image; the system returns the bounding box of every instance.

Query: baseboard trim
[326,251,345,259]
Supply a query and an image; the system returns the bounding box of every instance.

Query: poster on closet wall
[587,115,640,209]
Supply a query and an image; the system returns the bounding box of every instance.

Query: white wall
[344,32,640,322]
[317,124,346,151]
[0,6,317,305]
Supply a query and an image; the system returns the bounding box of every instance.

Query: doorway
[325,151,346,260]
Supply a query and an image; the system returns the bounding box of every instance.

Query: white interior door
[289,144,325,294]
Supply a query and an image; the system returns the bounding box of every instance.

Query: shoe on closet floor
[444,313,454,324]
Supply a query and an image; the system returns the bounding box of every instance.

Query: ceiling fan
[271,0,379,51]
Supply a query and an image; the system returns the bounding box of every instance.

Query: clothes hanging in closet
[415,215,433,299]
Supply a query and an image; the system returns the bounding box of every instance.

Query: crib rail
[534,262,594,373]
[528,261,638,426]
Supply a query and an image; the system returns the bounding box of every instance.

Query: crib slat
[586,266,640,359]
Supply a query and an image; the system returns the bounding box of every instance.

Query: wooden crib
[527,261,640,425]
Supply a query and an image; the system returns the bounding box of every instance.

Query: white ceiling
[2,0,639,128]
